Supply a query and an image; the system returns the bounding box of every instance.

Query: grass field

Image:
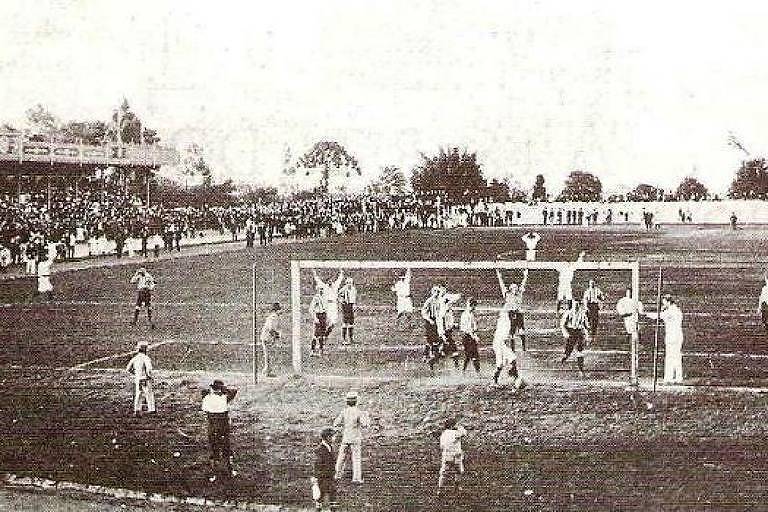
[2,225,768,511]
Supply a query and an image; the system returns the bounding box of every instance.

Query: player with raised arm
[392,268,414,322]
[437,289,463,369]
[312,269,344,338]
[496,268,529,351]
[309,285,329,356]
[557,251,585,316]
[492,284,527,389]
[521,231,541,261]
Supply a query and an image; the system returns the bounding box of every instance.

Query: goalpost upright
[289,259,641,385]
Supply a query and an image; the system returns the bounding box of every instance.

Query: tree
[367,166,408,196]
[411,147,486,201]
[531,174,547,201]
[25,104,59,136]
[142,128,160,145]
[508,185,528,202]
[558,171,602,202]
[297,141,360,193]
[627,183,662,202]
[60,120,108,145]
[238,184,280,203]
[675,176,708,201]
[486,179,510,202]
[728,158,768,199]
[182,143,213,188]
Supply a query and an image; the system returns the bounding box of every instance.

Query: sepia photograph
[1,1,768,510]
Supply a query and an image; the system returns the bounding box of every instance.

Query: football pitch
[1,225,768,511]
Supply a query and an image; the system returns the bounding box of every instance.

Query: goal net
[282,259,641,385]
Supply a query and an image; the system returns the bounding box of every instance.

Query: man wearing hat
[311,427,339,512]
[259,303,281,378]
[130,267,156,329]
[125,341,155,417]
[339,277,357,344]
[334,391,370,484]
[201,379,238,480]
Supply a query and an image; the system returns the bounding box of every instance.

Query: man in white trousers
[645,294,684,384]
[313,269,344,338]
[126,341,156,417]
[521,231,541,261]
[334,391,370,484]
[259,303,281,378]
[392,268,414,321]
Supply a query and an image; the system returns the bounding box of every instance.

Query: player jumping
[492,287,526,389]
[521,231,541,261]
[496,268,529,351]
[556,251,585,316]
[312,269,344,338]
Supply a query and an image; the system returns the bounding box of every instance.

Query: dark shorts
[462,334,479,359]
[508,310,524,333]
[314,312,328,337]
[443,329,458,355]
[341,303,354,324]
[317,478,337,503]
[424,319,439,345]
[136,289,151,307]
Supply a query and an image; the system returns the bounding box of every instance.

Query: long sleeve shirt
[126,353,153,382]
[333,406,370,443]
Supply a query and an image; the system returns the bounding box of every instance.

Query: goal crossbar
[289,259,641,386]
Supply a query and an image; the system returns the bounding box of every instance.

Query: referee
[582,279,604,338]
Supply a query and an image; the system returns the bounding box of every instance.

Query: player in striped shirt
[421,286,443,370]
[437,289,463,368]
[309,286,329,355]
[339,277,357,344]
[560,299,589,376]
[130,268,156,329]
[582,279,605,338]
[459,298,481,375]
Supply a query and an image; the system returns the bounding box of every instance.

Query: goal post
[289,259,641,385]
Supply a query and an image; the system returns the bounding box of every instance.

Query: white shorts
[37,277,53,293]
[326,301,339,325]
[493,341,516,366]
[396,296,414,314]
[525,249,537,262]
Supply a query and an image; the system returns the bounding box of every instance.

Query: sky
[2,0,768,195]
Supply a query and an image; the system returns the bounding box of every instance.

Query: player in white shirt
[616,288,643,377]
[36,255,53,300]
[557,251,586,316]
[438,418,467,492]
[521,231,541,261]
[645,294,685,384]
[126,341,155,417]
[259,303,281,378]
[313,269,344,338]
[758,275,768,333]
[392,269,415,322]
[492,286,527,389]
[496,268,530,351]
[130,268,156,329]
[339,277,357,344]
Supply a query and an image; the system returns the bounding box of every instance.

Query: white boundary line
[70,340,179,370]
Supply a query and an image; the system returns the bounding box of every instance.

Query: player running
[496,268,529,351]
[557,251,586,316]
[312,269,344,338]
[130,267,157,329]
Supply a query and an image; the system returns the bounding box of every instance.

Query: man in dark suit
[311,427,339,511]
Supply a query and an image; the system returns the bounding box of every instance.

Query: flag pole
[652,267,663,393]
